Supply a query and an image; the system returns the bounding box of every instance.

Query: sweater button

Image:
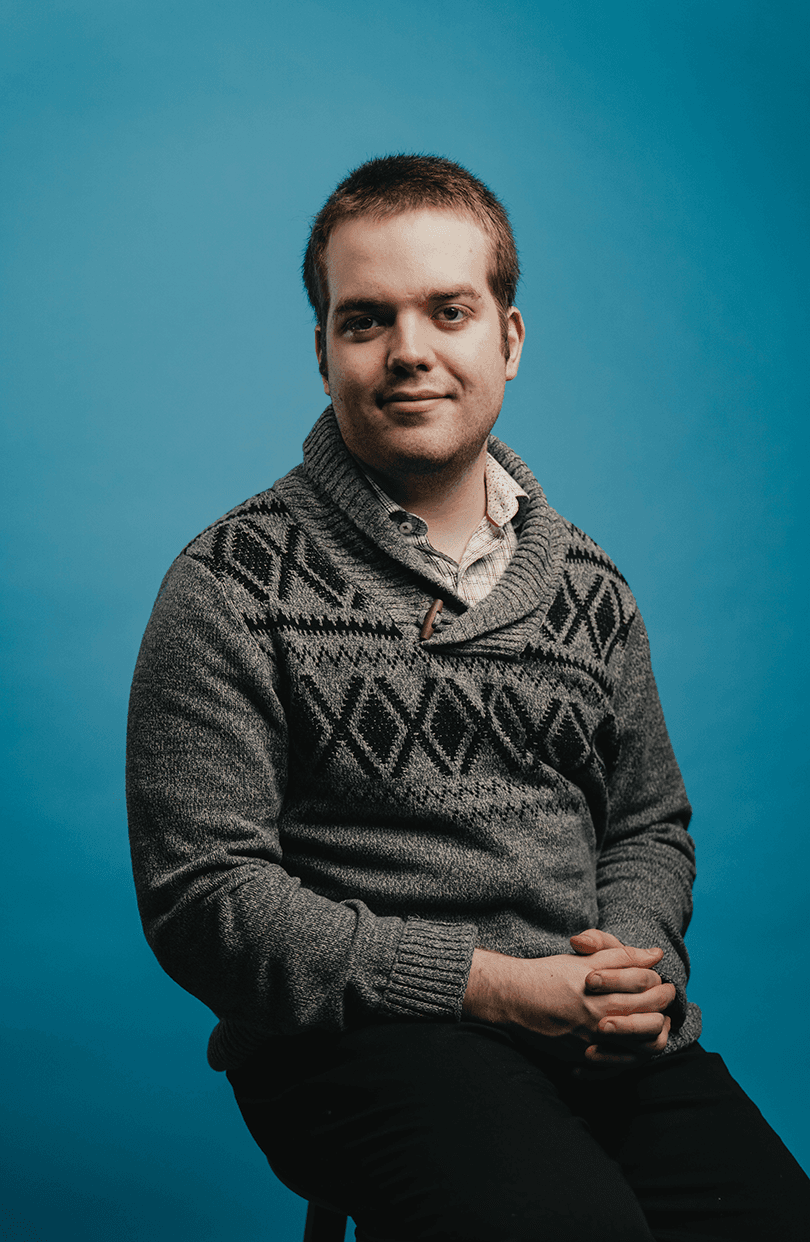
[398,520,415,534]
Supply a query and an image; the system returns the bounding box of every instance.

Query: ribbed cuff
[384,919,477,1020]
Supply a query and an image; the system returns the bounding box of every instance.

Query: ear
[505,307,525,381]
[315,326,330,395]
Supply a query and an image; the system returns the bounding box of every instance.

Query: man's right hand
[462,937,675,1065]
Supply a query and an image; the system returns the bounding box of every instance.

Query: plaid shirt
[363,454,528,606]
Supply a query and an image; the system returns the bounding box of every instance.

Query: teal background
[2,3,807,1238]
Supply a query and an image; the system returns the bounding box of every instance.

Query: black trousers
[228,1021,810,1241]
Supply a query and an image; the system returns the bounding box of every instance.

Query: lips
[380,390,449,405]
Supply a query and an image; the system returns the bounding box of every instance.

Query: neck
[363,448,488,562]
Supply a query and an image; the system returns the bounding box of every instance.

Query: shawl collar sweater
[127,408,701,1071]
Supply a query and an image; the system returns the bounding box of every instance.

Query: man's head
[303,154,520,367]
[304,156,525,489]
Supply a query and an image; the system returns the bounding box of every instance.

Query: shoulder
[136,485,295,646]
[177,471,309,601]
[182,480,296,559]
[164,464,374,633]
[555,516,634,608]
[488,436,643,688]
[489,432,638,617]
[537,518,641,692]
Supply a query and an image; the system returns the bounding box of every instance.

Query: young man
[127,155,809,1240]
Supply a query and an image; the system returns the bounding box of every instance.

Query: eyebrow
[333,298,390,318]
[332,288,483,318]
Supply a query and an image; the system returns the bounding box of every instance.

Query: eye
[343,314,382,334]
[435,305,469,324]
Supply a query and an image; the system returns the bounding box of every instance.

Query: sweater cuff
[384,919,477,1020]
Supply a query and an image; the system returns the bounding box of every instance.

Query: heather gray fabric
[126,408,701,1071]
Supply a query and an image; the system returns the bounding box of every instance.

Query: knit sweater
[126,407,701,1071]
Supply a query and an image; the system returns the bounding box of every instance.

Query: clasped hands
[463,928,675,1071]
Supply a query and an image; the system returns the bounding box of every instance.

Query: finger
[585,968,662,994]
[599,1015,664,1040]
[570,929,624,955]
[571,934,666,970]
[582,945,665,972]
[592,982,676,1018]
[646,1016,672,1054]
[598,1011,669,1040]
[592,1016,671,1057]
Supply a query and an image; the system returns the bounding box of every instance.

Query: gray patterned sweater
[126,408,701,1071]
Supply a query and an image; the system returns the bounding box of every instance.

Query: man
[127,155,808,1240]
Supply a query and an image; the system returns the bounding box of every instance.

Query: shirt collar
[484,453,528,527]
[362,453,527,532]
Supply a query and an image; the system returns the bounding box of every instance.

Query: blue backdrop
[3,3,807,1239]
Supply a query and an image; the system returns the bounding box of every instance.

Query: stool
[303,1200,348,1241]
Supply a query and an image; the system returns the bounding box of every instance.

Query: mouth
[379,390,451,409]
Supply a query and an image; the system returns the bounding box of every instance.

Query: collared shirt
[363,453,528,607]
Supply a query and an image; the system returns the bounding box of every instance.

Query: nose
[387,312,434,373]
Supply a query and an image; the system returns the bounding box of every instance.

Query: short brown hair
[303,154,520,361]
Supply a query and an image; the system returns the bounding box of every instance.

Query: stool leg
[303,1200,348,1242]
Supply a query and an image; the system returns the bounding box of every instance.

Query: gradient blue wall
[3,3,807,1239]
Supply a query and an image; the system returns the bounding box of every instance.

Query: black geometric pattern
[565,543,629,585]
[293,671,610,785]
[541,569,633,664]
[513,527,637,697]
[189,514,370,615]
[537,695,592,770]
[247,610,400,641]
[186,492,633,797]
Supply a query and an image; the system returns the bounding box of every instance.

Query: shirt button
[398,520,415,534]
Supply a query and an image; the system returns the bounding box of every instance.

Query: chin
[387,451,451,477]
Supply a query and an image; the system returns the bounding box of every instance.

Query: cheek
[333,355,376,398]
[453,334,503,379]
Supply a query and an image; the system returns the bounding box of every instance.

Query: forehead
[323,209,494,307]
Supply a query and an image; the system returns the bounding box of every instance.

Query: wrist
[463,947,519,1024]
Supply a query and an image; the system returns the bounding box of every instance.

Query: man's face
[316,209,524,484]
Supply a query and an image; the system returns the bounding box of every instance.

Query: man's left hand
[570,928,673,1070]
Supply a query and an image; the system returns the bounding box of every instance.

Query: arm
[463,934,674,1066]
[463,613,695,1067]
[595,613,696,1034]
[126,554,476,1066]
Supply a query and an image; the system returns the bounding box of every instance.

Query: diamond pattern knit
[127,408,700,1071]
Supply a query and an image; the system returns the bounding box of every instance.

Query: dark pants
[228,1021,810,1241]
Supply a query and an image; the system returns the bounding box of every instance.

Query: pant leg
[559,1043,810,1242]
[229,1021,655,1242]
[228,1025,810,1242]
